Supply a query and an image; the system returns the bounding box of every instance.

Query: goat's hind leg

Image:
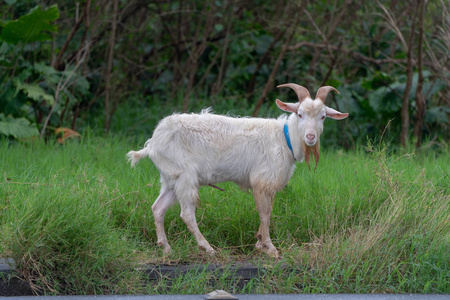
[152,184,176,254]
[177,184,215,255]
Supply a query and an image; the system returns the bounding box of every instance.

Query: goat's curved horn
[315,86,340,103]
[277,83,311,103]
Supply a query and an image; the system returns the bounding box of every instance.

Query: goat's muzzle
[305,133,316,146]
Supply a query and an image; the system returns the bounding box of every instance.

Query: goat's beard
[302,140,320,171]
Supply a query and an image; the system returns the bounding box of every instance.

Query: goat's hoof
[163,247,172,255]
[256,242,279,259]
[266,249,279,259]
[158,242,172,255]
[202,246,216,256]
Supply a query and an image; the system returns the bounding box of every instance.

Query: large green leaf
[0,114,39,139]
[0,5,59,45]
[14,80,55,104]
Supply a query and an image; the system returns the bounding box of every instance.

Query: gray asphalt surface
[2,294,450,300]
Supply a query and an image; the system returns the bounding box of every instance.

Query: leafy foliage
[0,1,448,145]
[0,4,91,140]
[14,80,55,104]
[0,5,59,44]
[0,113,38,139]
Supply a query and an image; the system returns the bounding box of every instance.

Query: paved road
[2,294,450,300]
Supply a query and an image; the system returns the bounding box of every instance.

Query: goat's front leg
[177,187,215,255]
[253,188,279,258]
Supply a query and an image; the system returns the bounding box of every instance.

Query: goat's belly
[199,158,295,191]
[197,162,252,189]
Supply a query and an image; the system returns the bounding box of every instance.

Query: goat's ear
[276,99,300,113]
[325,107,349,120]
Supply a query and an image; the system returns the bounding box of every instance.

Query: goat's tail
[127,142,151,167]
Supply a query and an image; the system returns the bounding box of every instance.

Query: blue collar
[284,124,295,158]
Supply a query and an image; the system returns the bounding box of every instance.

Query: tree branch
[400,0,419,147]
[252,12,300,117]
[414,0,426,148]
[53,5,87,70]
[41,44,90,138]
[104,0,119,133]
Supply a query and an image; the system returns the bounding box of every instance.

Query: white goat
[127,83,348,258]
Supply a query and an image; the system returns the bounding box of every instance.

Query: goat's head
[275,83,349,170]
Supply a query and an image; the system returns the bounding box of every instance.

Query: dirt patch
[0,272,36,296]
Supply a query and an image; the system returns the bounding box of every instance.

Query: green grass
[0,136,449,294]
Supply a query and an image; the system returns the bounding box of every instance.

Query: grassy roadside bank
[0,136,449,294]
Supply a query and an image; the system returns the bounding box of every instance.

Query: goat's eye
[298,114,302,118]
[321,116,326,120]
